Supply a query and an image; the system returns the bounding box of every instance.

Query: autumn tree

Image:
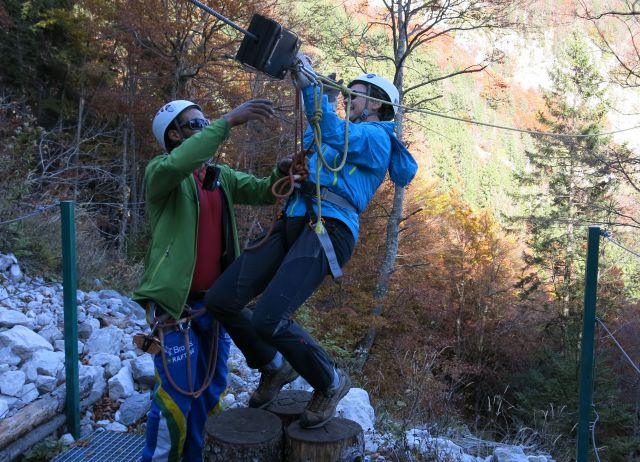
[303,0,527,369]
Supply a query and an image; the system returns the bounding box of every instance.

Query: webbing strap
[315,222,343,278]
[301,188,343,279]
[295,182,357,213]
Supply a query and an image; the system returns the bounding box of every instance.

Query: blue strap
[314,222,343,279]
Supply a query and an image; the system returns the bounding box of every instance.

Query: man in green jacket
[133,97,286,462]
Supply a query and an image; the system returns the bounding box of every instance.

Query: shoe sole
[248,370,300,409]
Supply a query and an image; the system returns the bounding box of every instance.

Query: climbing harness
[135,300,220,399]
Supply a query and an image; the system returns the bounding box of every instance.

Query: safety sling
[296,181,356,279]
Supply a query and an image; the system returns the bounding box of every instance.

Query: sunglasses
[179,118,210,130]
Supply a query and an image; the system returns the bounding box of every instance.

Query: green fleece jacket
[132,118,280,319]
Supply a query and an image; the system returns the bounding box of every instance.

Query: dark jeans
[204,216,355,391]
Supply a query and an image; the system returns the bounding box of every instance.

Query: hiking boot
[299,368,351,428]
[248,359,299,408]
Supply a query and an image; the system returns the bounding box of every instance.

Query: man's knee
[251,312,286,340]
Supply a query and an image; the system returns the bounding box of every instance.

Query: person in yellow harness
[133,97,292,461]
[205,54,418,428]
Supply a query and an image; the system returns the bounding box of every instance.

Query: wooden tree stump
[285,418,365,462]
[203,408,283,462]
[265,390,312,426]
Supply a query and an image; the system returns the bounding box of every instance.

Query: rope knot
[311,109,323,124]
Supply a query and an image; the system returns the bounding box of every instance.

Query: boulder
[117,392,151,425]
[89,353,122,378]
[108,365,134,400]
[336,387,376,432]
[0,325,53,360]
[85,326,123,356]
[493,447,529,462]
[0,308,32,328]
[130,353,155,386]
[0,370,26,396]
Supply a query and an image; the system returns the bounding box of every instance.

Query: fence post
[576,225,600,462]
[60,201,80,438]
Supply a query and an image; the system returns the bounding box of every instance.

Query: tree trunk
[285,418,364,462]
[354,0,408,371]
[264,390,311,427]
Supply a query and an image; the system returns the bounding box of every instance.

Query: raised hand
[223,99,274,127]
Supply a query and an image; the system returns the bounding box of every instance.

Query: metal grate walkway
[51,430,144,462]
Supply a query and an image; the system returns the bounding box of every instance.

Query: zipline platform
[51,430,144,462]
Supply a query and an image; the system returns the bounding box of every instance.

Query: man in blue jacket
[205,56,418,428]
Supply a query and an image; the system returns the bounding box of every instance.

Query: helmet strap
[358,84,371,122]
[357,84,379,122]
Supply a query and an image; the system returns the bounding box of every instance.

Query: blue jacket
[285,85,418,240]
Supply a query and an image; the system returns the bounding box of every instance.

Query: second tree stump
[285,417,364,462]
[265,390,312,426]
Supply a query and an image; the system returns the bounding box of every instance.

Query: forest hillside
[1,0,640,460]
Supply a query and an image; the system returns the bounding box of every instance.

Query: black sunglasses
[179,118,210,130]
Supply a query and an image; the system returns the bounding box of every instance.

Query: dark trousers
[204,216,355,391]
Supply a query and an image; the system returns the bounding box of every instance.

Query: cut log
[203,408,283,462]
[285,418,364,462]
[265,390,311,426]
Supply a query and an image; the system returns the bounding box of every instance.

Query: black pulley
[235,14,301,79]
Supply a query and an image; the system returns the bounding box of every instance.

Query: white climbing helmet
[152,99,201,150]
[348,73,399,115]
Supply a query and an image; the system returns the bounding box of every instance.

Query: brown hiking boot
[299,368,351,428]
[248,359,299,408]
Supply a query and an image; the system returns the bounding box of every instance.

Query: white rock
[26,300,41,311]
[35,312,54,328]
[120,333,135,353]
[96,419,110,426]
[130,354,155,386]
[0,286,9,300]
[89,353,122,378]
[528,457,548,462]
[222,393,236,408]
[0,347,21,366]
[105,422,128,432]
[39,287,56,298]
[0,399,8,418]
[79,365,107,402]
[78,318,100,339]
[9,264,22,279]
[35,375,57,393]
[59,433,75,445]
[37,326,63,345]
[121,350,138,361]
[117,392,151,425]
[18,383,39,404]
[108,365,134,400]
[336,387,375,432]
[54,339,84,354]
[0,370,26,396]
[493,447,529,462]
[0,308,32,328]
[405,429,481,462]
[29,350,65,377]
[85,326,123,356]
[0,325,53,359]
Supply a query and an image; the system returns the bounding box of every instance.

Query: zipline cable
[314,74,640,139]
